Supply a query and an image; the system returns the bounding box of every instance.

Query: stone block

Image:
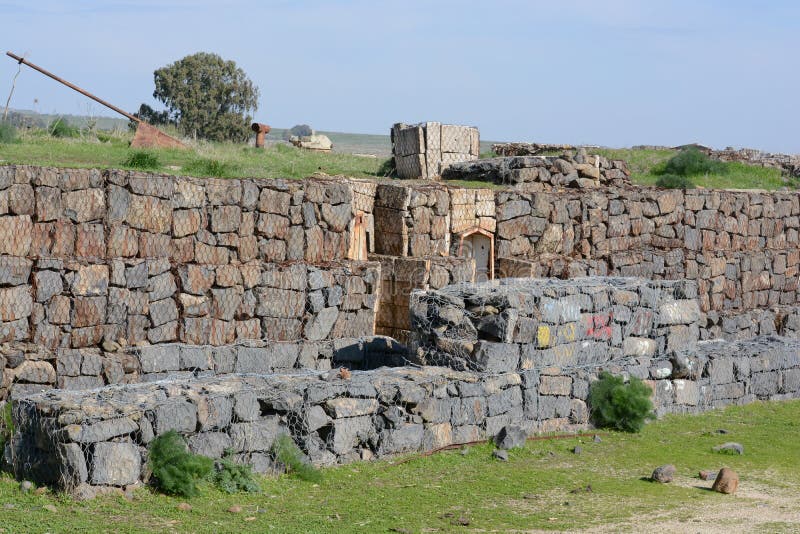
[63,189,105,223]
[154,399,197,434]
[72,265,109,296]
[188,432,232,459]
[138,345,180,373]
[229,418,282,452]
[90,442,141,486]
[538,375,572,396]
[471,341,520,372]
[325,398,379,418]
[0,257,32,286]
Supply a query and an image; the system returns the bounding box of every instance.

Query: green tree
[146,52,259,142]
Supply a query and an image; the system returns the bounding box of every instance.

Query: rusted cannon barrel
[251,122,271,148]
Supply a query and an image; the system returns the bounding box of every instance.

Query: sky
[1,0,798,152]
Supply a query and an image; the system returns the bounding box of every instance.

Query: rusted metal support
[6,51,140,123]
[5,50,187,149]
[251,122,271,148]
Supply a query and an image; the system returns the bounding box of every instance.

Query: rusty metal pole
[5,51,141,123]
[251,122,271,148]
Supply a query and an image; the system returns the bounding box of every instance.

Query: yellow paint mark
[537,325,551,348]
[558,323,576,342]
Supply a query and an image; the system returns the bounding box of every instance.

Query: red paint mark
[586,312,613,340]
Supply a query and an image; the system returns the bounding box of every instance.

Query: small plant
[655,173,695,189]
[184,157,240,177]
[123,151,161,170]
[212,454,260,494]
[588,372,655,433]
[271,434,321,483]
[0,121,17,144]
[48,117,79,138]
[659,147,727,177]
[376,157,396,177]
[0,402,14,454]
[148,431,213,497]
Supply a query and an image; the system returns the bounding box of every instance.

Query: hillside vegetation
[0,126,791,190]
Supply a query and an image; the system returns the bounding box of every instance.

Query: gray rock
[229,418,282,452]
[304,307,339,341]
[495,425,526,450]
[492,449,509,461]
[188,432,232,459]
[90,442,141,486]
[66,417,139,443]
[138,345,180,373]
[651,464,676,483]
[713,442,744,455]
[154,399,197,435]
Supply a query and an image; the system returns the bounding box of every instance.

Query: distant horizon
[2,1,798,153]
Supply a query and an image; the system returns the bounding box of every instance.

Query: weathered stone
[495,424,526,450]
[711,467,739,494]
[90,442,140,486]
[63,189,105,223]
[154,399,197,435]
[651,464,676,483]
[188,432,232,459]
[325,398,379,418]
[0,256,32,286]
[0,286,32,321]
[72,265,109,296]
[229,418,281,452]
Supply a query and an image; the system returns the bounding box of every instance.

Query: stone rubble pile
[442,151,630,189]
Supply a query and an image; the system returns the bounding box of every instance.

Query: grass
[597,147,789,190]
[0,400,798,533]
[0,129,388,180]
[0,130,792,190]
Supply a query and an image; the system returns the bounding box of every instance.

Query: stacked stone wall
[0,165,386,400]
[11,332,800,493]
[410,277,701,373]
[371,254,475,343]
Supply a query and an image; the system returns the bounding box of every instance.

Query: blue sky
[1,0,798,152]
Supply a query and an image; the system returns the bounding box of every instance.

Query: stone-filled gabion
[410,277,700,373]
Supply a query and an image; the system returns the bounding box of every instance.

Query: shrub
[148,431,213,497]
[123,151,161,170]
[0,121,17,144]
[184,157,239,177]
[49,117,79,138]
[271,434,321,483]
[588,372,655,433]
[212,455,260,494]
[660,147,727,177]
[655,173,695,189]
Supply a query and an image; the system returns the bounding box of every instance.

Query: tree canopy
[144,52,259,142]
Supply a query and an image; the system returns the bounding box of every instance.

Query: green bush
[184,157,240,177]
[148,431,213,497]
[588,372,655,433]
[212,455,260,494]
[271,434,321,483]
[655,173,695,189]
[123,151,161,170]
[0,121,17,144]
[659,147,727,177]
[48,117,79,138]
